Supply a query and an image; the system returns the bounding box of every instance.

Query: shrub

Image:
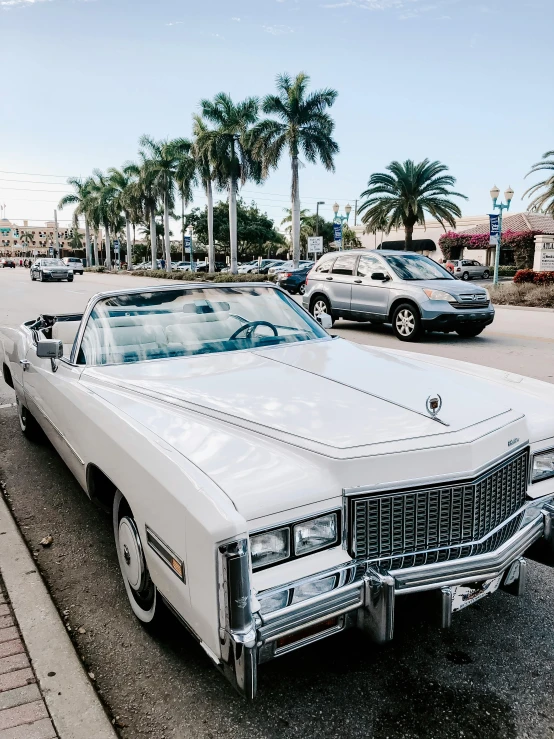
[489,282,554,308]
[129,269,275,283]
[84,266,105,273]
[533,271,554,285]
[498,266,517,277]
[514,269,536,283]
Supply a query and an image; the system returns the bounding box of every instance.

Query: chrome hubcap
[396,309,415,336]
[118,517,146,593]
[313,300,327,318]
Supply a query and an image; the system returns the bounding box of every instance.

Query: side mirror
[318,313,333,329]
[37,339,63,359]
[371,272,389,281]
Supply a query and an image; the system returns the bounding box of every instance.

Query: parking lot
[1,267,554,739]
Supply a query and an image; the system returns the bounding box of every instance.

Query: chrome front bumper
[220,500,554,699]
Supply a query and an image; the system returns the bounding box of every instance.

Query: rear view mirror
[371,272,389,281]
[37,339,63,359]
[318,314,333,329]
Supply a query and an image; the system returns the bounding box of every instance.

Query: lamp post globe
[490,185,500,203]
[504,186,514,202]
[333,202,339,215]
[345,203,352,218]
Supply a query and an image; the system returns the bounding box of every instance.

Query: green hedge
[129,269,276,283]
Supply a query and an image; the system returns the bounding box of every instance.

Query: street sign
[489,214,500,246]
[307,236,323,255]
[48,247,54,257]
[113,239,120,255]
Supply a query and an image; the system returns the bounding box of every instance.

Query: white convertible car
[2,283,554,699]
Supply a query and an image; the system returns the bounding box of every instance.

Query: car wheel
[16,397,43,442]
[462,272,470,281]
[30,272,35,281]
[392,303,423,342]
[311,295,335,326]
[299,283,306,295]
[113,491,162,626]
[67,276,74,282]
[483,270,490,279]
[456,326,485,338]
[38,271,44,282]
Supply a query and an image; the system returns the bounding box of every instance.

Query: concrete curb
[493,304,554,314]
[0,492,117,739]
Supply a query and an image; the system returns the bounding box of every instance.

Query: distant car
[174,262,192,271]
[449,259,490,281]
[30,258,73,282]
[268,260,313,275]
[303,249,494,341]
[196,261,226,273]
[258,260,285,274]
[62,257,84,275]
[276,265,312,295]
[0,258,16,268]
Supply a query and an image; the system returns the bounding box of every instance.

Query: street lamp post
[332,202,352,250]
[315,201,325,236]
[490,185,514,285]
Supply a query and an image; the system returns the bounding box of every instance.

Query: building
[0,219,86,257]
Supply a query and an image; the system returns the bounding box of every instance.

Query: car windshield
[383,254,454,281]
[78,285,327,365]
[42,259,65,266]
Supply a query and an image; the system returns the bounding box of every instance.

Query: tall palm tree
[89,170,117,268]
[358,159,467,250]
[197,93,261,274]
[251,73,339,268]
[20,230,34,253]
[58,176,94,266]
[175,145,197,267]
[135,158,160,269]
[523,150,554,214]
[192,114,218,272]
[281,207,312,257]
[108,163,140,269]
[138,136,191,272]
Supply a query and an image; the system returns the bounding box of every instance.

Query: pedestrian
[160,258,165,269]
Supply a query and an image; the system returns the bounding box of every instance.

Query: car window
[332,255,357,275]
[462,260,471,266]
[314,258,335,274]
[77,286,328,366]
[357,255,386,277]
[382,254,454,281]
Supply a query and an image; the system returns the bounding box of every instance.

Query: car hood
[82,338,514,455]
[406,279,488,297]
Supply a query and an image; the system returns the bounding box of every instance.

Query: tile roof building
[461,212,554,236]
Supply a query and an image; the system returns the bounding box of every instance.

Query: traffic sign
[307,236,323,255]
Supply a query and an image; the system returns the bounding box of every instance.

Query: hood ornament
[426,394,443,421]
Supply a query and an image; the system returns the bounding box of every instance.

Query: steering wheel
[229,320,278,340]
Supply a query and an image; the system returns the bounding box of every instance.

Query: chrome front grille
[350,449,529,570]
[452,301,490,310]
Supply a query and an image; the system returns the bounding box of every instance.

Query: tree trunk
[126,216,132,271]
[92,230,99,266]
[207,179,215,273]
[291,157,300,269]
[404,223,414,252]
[163,190,171,272]
[229,178,238,274]
[84,219,92,268]
[104,224,111,269]
[149,207,157,269]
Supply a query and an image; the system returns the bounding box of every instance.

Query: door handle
[354,279,362,284]
[19,360,30,371]
[325,276,333,281]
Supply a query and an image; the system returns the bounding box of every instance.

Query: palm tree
[198,93,261,274]
[175,145,197,268]
[20,230,34,253]
[108,164,140,270]
[89,170,117,268]
[58,177,95,265]
[281,207,312,257]
[192,114,217,272]
[135,158,160,269]
[251,73,339,268]
[523,150,554,214]
[138,136,191,272]
[358,159,467,250]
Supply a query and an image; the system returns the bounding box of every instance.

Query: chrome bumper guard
[222,500,554,699]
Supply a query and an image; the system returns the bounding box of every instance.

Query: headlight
[532,449,554,482]
[484,288,490,300]
[259,589,290,615]
[422,289,457,302]
[250,528,290,570]
[293,513,338,556]
[291,575,336,604]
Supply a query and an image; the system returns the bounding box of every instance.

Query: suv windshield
[78,285,327,365]
[383,254,454,281]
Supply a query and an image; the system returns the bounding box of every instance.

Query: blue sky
[0,0,552,230]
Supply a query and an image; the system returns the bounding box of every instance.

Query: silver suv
[449,259,490,280]
[303,250,494,341]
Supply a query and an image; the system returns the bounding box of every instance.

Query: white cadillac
[2,283,554,699]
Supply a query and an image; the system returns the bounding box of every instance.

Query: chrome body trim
[145,525,185,583]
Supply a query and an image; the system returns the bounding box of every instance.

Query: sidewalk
[0,489,117,739]
[0,577,57,738]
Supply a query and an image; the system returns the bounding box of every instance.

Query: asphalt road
[1,267,554,739]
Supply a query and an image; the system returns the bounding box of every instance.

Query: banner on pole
[333,222,342,242]
[489,214,500,246]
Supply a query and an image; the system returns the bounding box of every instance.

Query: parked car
[195,261,227,273]
[30,258,73,282]
[62,257,84,275]
[449,259,491,281]
[2,283,554,700]
[268,260,313,275]
[276,264,312,294]
[258,260,285,274]
[303,250,494,341]
[0,258,16,268]
[174,262,192,271]
[237,259,279,274]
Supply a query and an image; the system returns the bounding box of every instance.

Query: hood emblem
[426,395,443,418]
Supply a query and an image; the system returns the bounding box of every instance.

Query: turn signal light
[275,617,339,650]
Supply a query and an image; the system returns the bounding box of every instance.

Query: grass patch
[489,282,554,309]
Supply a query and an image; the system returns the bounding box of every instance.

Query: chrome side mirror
[37,339,63,359]
[318,313,333,329]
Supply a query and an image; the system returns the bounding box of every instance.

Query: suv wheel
[299,283,306,295]
[311,295,334,326]
[392,303,423,342]
[462,271,470,281]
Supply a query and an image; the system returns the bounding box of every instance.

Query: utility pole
[354,199,358,227]
[54,210,60,258]
[315,201,325,236]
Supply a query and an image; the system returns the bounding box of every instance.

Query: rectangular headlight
[250,528,290,570]
[293,513,338,556]
[259,589,290,615]
[291,575,336,604]
[532,449,554,482]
